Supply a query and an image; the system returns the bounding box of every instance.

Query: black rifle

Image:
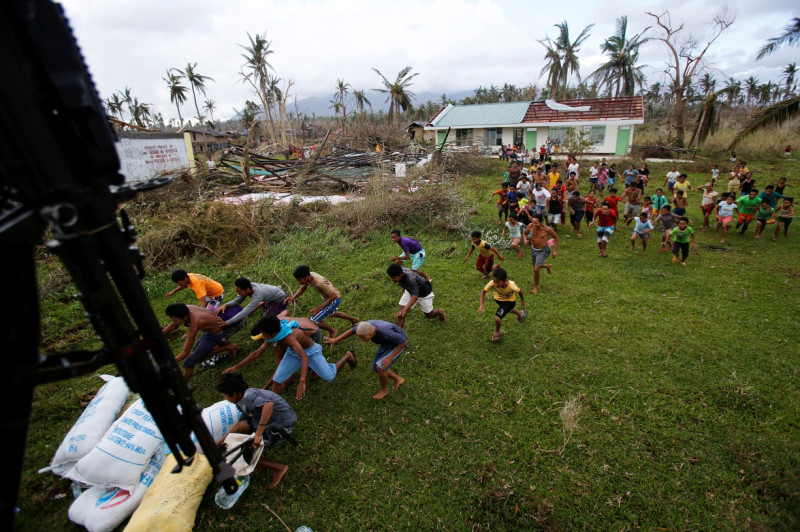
[0,0,236,526]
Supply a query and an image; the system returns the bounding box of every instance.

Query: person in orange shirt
[487,182,510,224]
[165,269,225,309]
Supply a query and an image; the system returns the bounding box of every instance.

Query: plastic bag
[223,432,264,476]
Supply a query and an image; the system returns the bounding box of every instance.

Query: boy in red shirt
[594,202,618,257]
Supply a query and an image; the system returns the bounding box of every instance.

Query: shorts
[756,217,770,226]
[497,202,509,214]
[272,343,337,384]
[510,236,521,246]
[204,294,225,309]
[589,178,598,184]
[608,178,615,186]
[777,216,793,227]
[673,207,686,216]
[585,211,595,223]
[262,300,288,318]
[533,204,546,215]
[632,230,650,239]
[737,212,755,224]
[716,215,733,225]
[372,343,406,372]
[409,249,426,270]
[495,299,516,319]
[530,246,551,267]
[667,182,675,190]
[476,254,494,274]
[596,225,614,242]
[623,203,641,217]
[183,332,225,369]
[246,421,295,451]
[399,290,435,314]
[311,297,341,322]
[570,211,585,224]
[547,213,561,224]
[701,204,715,215]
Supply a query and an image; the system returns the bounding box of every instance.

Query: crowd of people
[156,152,792,490]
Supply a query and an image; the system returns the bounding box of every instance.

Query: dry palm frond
[727,95,800,151]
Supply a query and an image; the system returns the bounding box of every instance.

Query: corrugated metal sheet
[431,102,530,127]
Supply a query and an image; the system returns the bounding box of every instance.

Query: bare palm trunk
[175,103,183,127]
[191,85,202,124]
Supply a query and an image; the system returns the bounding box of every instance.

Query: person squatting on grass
[216,372,294,490]
[463,230,504,279]
[255,316,356,400]
[389,229,428,279]
[284,265,359,339]
[666,216,696,266]
[478,267,526,343]
[386,263,446,328]
[162,303,239,382]
[325,320,408,400]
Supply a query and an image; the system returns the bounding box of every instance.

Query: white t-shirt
[532,188,551,207]
[567,163,580,180]
[516,180,532,197]
[702,190,719,206]
[717,201,737,217]
[666,171,680,184]
[589,166,599,179]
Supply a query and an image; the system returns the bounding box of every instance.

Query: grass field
[17,152,800,531]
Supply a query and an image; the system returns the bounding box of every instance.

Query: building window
[582,125,606,145]
[455,128,473,146]
[484,128,502,146]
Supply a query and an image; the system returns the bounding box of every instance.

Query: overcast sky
[59,0,798,122]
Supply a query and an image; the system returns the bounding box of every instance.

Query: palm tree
[352,89,372,117]
[589,16,650,97]
[538,37,562,98]
[203,99,216,123]
[756,17,800,59]
[372,66,419,126]
[118,87,133,122]
[780,63,798,98]
[552,21,594,99]
[723,77,742,106]
[178,63,214,124]
[104,92,124,121]
[239,32,276,141]
[163,69,188,126]
[128,98,152,128]
[699,73,716,95]
[744,76,760,106]
[332,79,350,127]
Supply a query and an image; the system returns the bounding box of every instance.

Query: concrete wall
[115,133,190,183]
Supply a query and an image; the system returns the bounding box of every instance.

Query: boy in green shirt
[735,189,761,235]
[666,217,696,266]
[754,200,775,239]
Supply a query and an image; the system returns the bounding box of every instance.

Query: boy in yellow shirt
[478,267,526,342]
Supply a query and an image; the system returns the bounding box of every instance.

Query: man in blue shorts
[255,316,356,400]
[389,229,428,279]
[325,320,408,400]
[285,265,359,339]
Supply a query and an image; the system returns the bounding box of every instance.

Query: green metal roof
[431,102,531,128]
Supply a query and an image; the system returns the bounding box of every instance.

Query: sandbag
[123,452,213,532]
[51,375,130,475]
[200,399,243,443]
[66,398,163,491]
[68,445,166,532]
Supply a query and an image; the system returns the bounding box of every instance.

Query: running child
[584,190,597,226]
[630,211,654,253]
[666,217,696,266]
[672,190,688,217]
[463,230,504,278]
[386,263,445,328]
[714,194,738,244]
[641,196,653,221]
[735,189,761,235]
[654,205,680,252]
[488,182,510,224]
[389,229,428,279]
[523,214,557,294]
[478,267,526,342]
[568,190,586,238]
[651,188,669,217]
[697,182,719,231]
[285,266,360,339]
[754,200,774,239]
[501,213,525,258]
[594,202,618,257]
[773,197,794,240]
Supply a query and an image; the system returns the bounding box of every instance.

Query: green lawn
[17,153,800,531]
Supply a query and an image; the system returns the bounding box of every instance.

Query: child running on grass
[389,229,428,279]
[284,266,359,339]
[478,267,526,343]
[655,205,680,252]
[773,197,794,240]
[593,202,618,257]
[501,214,525,258]
[714,194,738,244]
[754,200,775,239]
[488,182,510,224]
[325,320,408,400]
[523,214,558,295]
[666,217,696,266]
[630,211,654,253]
[463,230,504,279]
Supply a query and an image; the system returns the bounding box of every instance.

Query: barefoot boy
[386,263,446,328]
[666,217,696,266]
[389,229,428,279]
[523,214,558,294]
[255,316,356,400]
[162,303,239,382]
[478,267,526,342]
[463,230,504,278]
[285,266,359,338]
[215,372,294,489]
[325,320,408,400]
[630,211,654,252]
